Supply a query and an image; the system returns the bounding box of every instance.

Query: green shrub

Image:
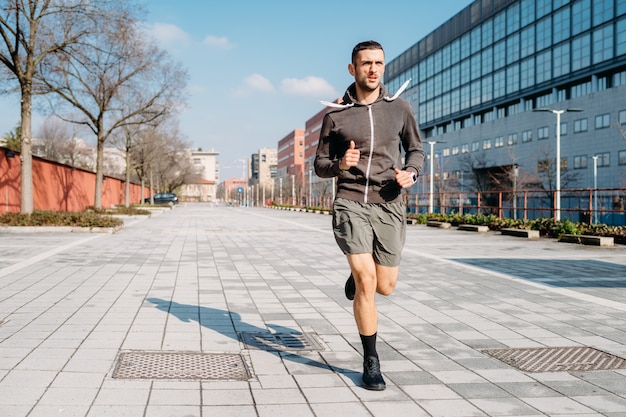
[0,210,123,228]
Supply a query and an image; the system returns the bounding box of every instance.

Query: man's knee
[376,280,396,296]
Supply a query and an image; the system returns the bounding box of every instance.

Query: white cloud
[143,22,190,47]
[234,73,275,96]
[280,76,337,98]
[203,35,234,49]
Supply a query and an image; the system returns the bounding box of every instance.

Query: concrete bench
[559,234,614,246]
[426,220,451,229]
[458,224,489,232]
[501,228,540,239]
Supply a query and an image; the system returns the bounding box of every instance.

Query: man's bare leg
[347,253,398,390]
[347,253,399,334]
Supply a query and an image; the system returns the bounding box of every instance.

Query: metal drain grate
[240,332,323,352]
[112,351,251,380]
[483,346,626,373]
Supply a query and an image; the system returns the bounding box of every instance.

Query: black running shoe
[344,273,355,300]
[362,356,386,391]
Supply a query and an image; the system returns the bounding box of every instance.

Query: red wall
[1,147,149,214]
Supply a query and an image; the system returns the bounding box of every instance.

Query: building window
[493,69,506,98]
[494,136,504,148]
[593,0,613,26]
[619,110,626,125]
[572,0,591,35]
[618,17,626,57]
[507,33,520,65]
[494,10,506,41]
[593,25,614,64]
[461,144,469,153]
[507,64,519,94]
[507,2,520,35]
[536,50,552,84]
[536,16,552,51]
[560,122,568,136]
[574,118,588,133]
[471,141,480,152]
[596,152,610,167]
[619,150,626,166]
[572,33,591,71]
[522,130,533,143]
[482,18,493,47]
[553,43,570,77]
[538,126,549,140]
[553,7,570,44]
[452,146,459,155]
[538,159,550,173]
[520,57,535,89]
[508,133,518,145]
[574,155,588,169]
[483,139,492,150]
[493,40,506,70]
[520,26,535,58]
[571,80,592,98]
[595,113,610,129]
[520,0,535,27]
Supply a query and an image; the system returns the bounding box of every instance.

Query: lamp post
[513,164,519,220]
[308,169,312,207]
[533,108,583,221]
[591,155,598,224]
[427,140,445,214]
[291,174,295,206]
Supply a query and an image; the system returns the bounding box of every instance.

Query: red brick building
[276,129,305,205]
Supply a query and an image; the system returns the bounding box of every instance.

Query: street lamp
[512,164,519,220]
[591,155,598,224]
[427,140,445,214]
[533,108,583,221]
[308,169,312,207]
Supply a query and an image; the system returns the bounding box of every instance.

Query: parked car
[144,193,178,205]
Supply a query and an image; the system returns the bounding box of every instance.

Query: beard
[355,76,380,93]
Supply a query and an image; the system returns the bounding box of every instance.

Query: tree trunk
[124,145,131,207]
[94,135,105,209]
[19,83,34,214]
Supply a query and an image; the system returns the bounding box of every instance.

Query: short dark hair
[352,40,384,64]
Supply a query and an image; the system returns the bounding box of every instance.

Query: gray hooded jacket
[314,81,424,204]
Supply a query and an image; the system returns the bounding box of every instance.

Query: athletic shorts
[332,197,406,267]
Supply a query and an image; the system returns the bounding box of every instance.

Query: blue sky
[0,0,473,181]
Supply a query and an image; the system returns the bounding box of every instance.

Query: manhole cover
[112,351,251,380]
[483,346,626,373]
[240,332,323,352]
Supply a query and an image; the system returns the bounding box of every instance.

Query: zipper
[364,105,375,203]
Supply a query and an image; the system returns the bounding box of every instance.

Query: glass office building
[386,0,626,222]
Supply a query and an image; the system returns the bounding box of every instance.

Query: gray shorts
[332,198,406,267]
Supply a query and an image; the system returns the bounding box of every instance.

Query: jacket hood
[320,79,411,109]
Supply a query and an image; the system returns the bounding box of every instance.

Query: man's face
[349,48,385,93]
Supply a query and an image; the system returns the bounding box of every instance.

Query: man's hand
[394,168,416,189]
[339,140,360,170]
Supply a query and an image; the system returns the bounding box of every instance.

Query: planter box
[426,220,451,229]
[458,224,489,233]
[501,228,540,239]
[559,234,614,246]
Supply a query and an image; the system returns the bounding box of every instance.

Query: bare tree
[40,8,188,208]
[0,0,106,213]
[458,151,490,192]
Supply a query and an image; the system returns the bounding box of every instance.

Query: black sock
[360,333,378,359]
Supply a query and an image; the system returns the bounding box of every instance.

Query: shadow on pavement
[452,258,626,287]
[145,297,361,385]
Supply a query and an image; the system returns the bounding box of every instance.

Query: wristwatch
[410,172,418,184]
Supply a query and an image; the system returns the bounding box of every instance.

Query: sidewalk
[1,203,626,417]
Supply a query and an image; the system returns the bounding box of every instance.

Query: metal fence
[405,187,626,226]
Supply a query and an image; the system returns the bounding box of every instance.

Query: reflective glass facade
[385,0,626,223]
[387,0,626,132]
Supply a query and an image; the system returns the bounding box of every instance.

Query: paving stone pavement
[1,203,626,417]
